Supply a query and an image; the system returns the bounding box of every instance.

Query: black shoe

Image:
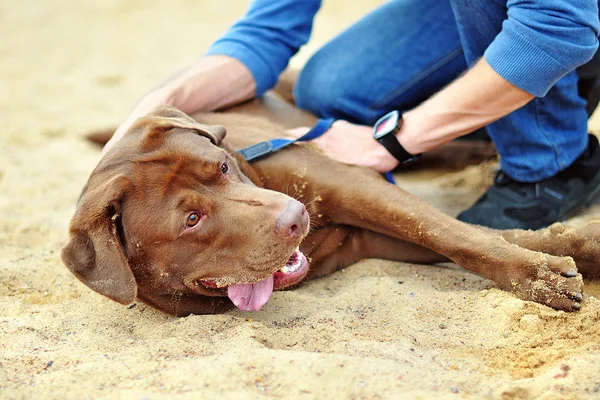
[457,134,600,230]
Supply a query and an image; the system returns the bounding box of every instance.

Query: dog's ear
[61,175,136,305]
[148,105,226,145]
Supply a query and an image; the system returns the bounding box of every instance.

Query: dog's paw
[500,253,584,312]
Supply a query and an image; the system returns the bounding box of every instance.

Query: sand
[2,1,600,399]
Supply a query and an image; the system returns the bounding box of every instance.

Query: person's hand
[102,89,172,155]
[286,120,399,173]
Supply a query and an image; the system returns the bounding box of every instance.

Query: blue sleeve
[206,0,322,96]
[484,0,600,97]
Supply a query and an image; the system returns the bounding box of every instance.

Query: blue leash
[237,118,396,184]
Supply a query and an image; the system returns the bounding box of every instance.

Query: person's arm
[485,0,599,98]
[103,55,254,153]
[289,0,600,172]
[288,58,534,172]
[104,0,321,153]
[207,0,322,97]
[405,0,600,155]
[398,58,533,155]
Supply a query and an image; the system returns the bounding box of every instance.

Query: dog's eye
[220,162,229,174]
[186,212,201,228]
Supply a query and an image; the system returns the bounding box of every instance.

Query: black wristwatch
[373,110,421,166]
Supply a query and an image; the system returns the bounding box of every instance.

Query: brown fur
[62,94,599,316]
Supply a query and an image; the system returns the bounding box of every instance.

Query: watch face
[373,110,399,139]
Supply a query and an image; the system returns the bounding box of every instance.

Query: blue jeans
[294,0,590,182]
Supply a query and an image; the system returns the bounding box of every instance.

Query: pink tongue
[227,275,274,311]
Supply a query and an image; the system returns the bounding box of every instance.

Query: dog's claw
[564,270,578,277]
[572,302,581,311]
[566,291,584,302]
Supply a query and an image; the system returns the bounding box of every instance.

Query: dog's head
[62,106,310,316]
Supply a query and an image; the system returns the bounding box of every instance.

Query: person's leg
[450,0,588,182]
[294,0,466,126]
[450,0,600,229]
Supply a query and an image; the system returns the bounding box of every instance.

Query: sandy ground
[2,1,600,399]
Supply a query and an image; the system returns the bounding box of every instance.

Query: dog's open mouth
[198,247,309,311]
[273,248,308,288]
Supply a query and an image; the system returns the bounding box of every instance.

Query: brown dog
[62,95,600,316]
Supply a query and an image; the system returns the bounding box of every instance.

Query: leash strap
[237,118,334,162]
[236,118,396,184]
[383,171,395,184]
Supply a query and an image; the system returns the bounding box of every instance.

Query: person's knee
[294,51,347,119]
[294,48,372,122]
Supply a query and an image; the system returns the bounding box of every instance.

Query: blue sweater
[206,0,599,98]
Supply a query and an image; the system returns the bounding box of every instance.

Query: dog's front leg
[316,170,583,311]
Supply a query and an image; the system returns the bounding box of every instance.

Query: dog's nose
[275,200,309,240]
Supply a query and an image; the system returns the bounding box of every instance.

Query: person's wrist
[393,111,422,155]
[372,110,422,170]
[373,139,400,172]
[149,83,181,108]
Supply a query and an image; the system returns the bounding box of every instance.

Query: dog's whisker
[303,198,316,206]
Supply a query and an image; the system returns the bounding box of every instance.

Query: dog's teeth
[280,249,304,275]
[281,261,299,274]
[288,259,301,273]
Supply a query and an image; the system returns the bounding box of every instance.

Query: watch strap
[377,131,421,167]
[377,133,418,166]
